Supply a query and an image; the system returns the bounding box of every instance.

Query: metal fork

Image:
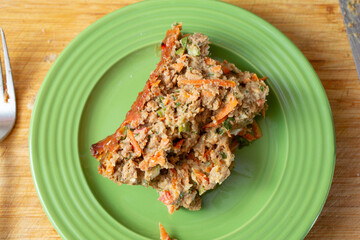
[0,28,16,141]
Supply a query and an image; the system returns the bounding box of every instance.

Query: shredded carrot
[139,151,165,171]
[152,80,161,87]
[251,74,259,81]
[179,55,187,61]
[193,169,209,184]
[105,165,114,175]
[163,97,170,105]
[133,127,148,134]
[159,223,172,240]
[261,108,266,118]
[178,79,235,88]
[127,130,142,157]
[149,151,166,168]
[243,133,256,142]
[230,140,239,153]
[174,139,185,150]
[205,165,213,173]
[167,205,175,215]
[214,95,238,121]
[183,91,191,98]
[204,57,216,65]
[172,62,184,72]
[222,65,231,74]
[251,121,262,139]
[257,98,265,107]
[243,78,250,84]
[202,90,214,98]
[204,148,212,160]
[158,190,173,205]
[260,76,268,81]
[161,138,170,146]
[138,160,147,171]
[237,122,261,142]
[210,65,222,73]
[223,60,228,64]
[237,128,247,136]
[159,117,166,121]
[203,116,227,128]
[170,169,177,190]
[98,164,114,175]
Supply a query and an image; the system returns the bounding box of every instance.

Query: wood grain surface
[0,0,359,239]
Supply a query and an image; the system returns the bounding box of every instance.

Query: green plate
[29,0,335,239]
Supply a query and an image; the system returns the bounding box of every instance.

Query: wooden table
[0,0,359,239]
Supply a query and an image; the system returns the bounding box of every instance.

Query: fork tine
[0,54,4,102]
[1,28,15,102]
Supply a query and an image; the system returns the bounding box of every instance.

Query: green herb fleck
[181,36,188,48]
[215,127,224,135]
[189,67,193,71]
[249,128,254,135]
[122,126,129,137]
[187,45,200,56]
[223,118,233,130]
[157,108,165,117]
[176,47,185,56]
[175,102,181,108]
[171,95,177,100]
[220,152,227,159]
[235,136,250,147]
[176,192,184,205]
[260,85,264,92]
[179,122,191,133]
[185,122,191,132]
[178,124,183,133]
[198,186,206,195]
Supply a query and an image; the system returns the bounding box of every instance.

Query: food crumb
[348,22,354,27]
[27,94,37,110]
[354,33,359,38]
[44,54,57,63]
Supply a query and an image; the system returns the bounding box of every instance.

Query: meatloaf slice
[90,23,269,214]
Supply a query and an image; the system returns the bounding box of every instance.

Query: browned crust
[90,24,182,159]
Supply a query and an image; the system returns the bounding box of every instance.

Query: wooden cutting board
[0,0,359,239]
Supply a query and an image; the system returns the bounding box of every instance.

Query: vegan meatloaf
[90,23,269,214]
